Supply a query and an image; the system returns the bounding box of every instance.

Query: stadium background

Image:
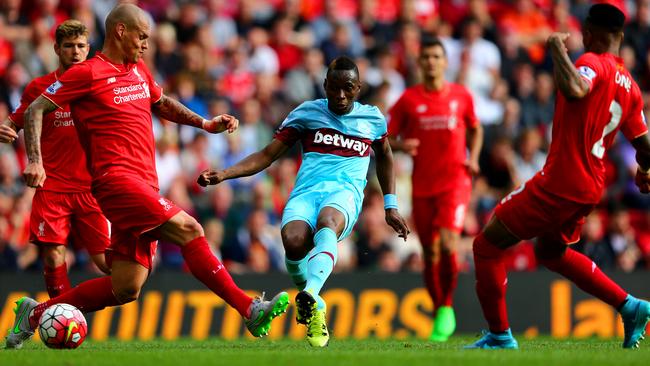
[0,0,650,340]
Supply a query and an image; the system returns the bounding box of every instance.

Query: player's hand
[402,138,420,156]
[385,208,410,241]
[0,124,18,143]
[197,169,226,187]
[546,32,570,52]
[23,161,46,188]
[635,168,650,194]
[465,159,480,176]
[202,114,239,134]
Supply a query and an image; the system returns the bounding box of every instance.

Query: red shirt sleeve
[620,85,648,140]
[387,93,407,137]
[42,63,93,108]
[575,53,603,94]
[464,89,479,129]
[8,80,42,128]
[273,126,302,146]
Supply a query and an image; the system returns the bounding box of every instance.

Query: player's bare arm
[372,137,410,240]
[152,94,239,134]
[465,124,483,176]
[547,32,590,99]
[0,119,19,143]
[197,138,291,187]
[631,133,650,193]
[23,95,58,188]
[388,136,420,156]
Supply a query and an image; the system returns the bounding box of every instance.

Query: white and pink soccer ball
[38,303,87,349]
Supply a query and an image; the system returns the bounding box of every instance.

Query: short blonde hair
[55,20,89,45]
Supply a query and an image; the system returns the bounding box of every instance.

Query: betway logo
[313,130,369,156]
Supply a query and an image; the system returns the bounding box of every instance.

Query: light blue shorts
[281,187,362,240]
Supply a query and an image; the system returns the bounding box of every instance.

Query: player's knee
[422,245,439,263]
[113,283,142,304]
[282,232,310,260]
[440,237,458,255]
[180,215,204,239]
[41,244,66,268]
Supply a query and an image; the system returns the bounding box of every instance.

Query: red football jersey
[9,71,91,192]
[42,53,163,189]
[538,52,647,203]
[388,83,479,197]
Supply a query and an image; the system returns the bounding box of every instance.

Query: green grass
[1,336,649,366]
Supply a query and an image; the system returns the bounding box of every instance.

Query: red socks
[537,246,627,307]
[182,237,252,318]
[439,252,458,307]
[43,263,71,298]
[29,276,120,328]
[473,233,510,332]
[423,260,441,310]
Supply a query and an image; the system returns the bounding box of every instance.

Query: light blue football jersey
[274,99,387,201]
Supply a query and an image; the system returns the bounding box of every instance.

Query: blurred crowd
[1,0,650,275]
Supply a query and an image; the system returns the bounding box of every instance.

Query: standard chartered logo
[113,83,150,104]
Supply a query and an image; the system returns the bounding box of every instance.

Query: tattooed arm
[23,96,58,187]
[152,94,238,134]
[547,32,590,99]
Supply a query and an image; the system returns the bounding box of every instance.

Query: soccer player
[0,20,111,298]
[197,57,410,347]
[388,38,483,342]
[6,4,288,349]
[467,3,650,349]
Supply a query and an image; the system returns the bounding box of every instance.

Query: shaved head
[105,3,148,32]
[103,3,151,64]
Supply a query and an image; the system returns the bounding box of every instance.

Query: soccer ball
[38,303,87,349]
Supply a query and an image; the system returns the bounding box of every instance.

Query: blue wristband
[384,194,398,210]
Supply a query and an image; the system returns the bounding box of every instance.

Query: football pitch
[1,336,648,366]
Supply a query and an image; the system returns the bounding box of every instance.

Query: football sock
[537,246,627,307]
[440,251,458,307]
[182,236,253,318]
[28,276,120,329]
[423,259,442,310]
[473,233,510,333]
[43,262,72,298]
[305,228,338,311]
[285,256,308,290]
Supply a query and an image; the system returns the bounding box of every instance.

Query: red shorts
[412,188,471,246]
[30,190,109,255]
[92,174,181,269]
[495,176,594,244]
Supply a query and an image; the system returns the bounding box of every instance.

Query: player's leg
[281,221,313,287]
[430,190,469,341]
[430,228,460,341]
[466,183,543,349]
[535,233,650,348]
[280,194,318,292]
[39,243,72,297]
[72,192,111,274]
[155,210,289,337]
[412,197,443,318]
[301,206,344,307]
[295,206,344,348]
[30,191,74,298]
[5,260,132,349]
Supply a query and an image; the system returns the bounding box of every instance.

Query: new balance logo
[313,130,369,156]
[107,77,116,84]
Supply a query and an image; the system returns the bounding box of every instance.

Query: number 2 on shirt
[591,100,622,159]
